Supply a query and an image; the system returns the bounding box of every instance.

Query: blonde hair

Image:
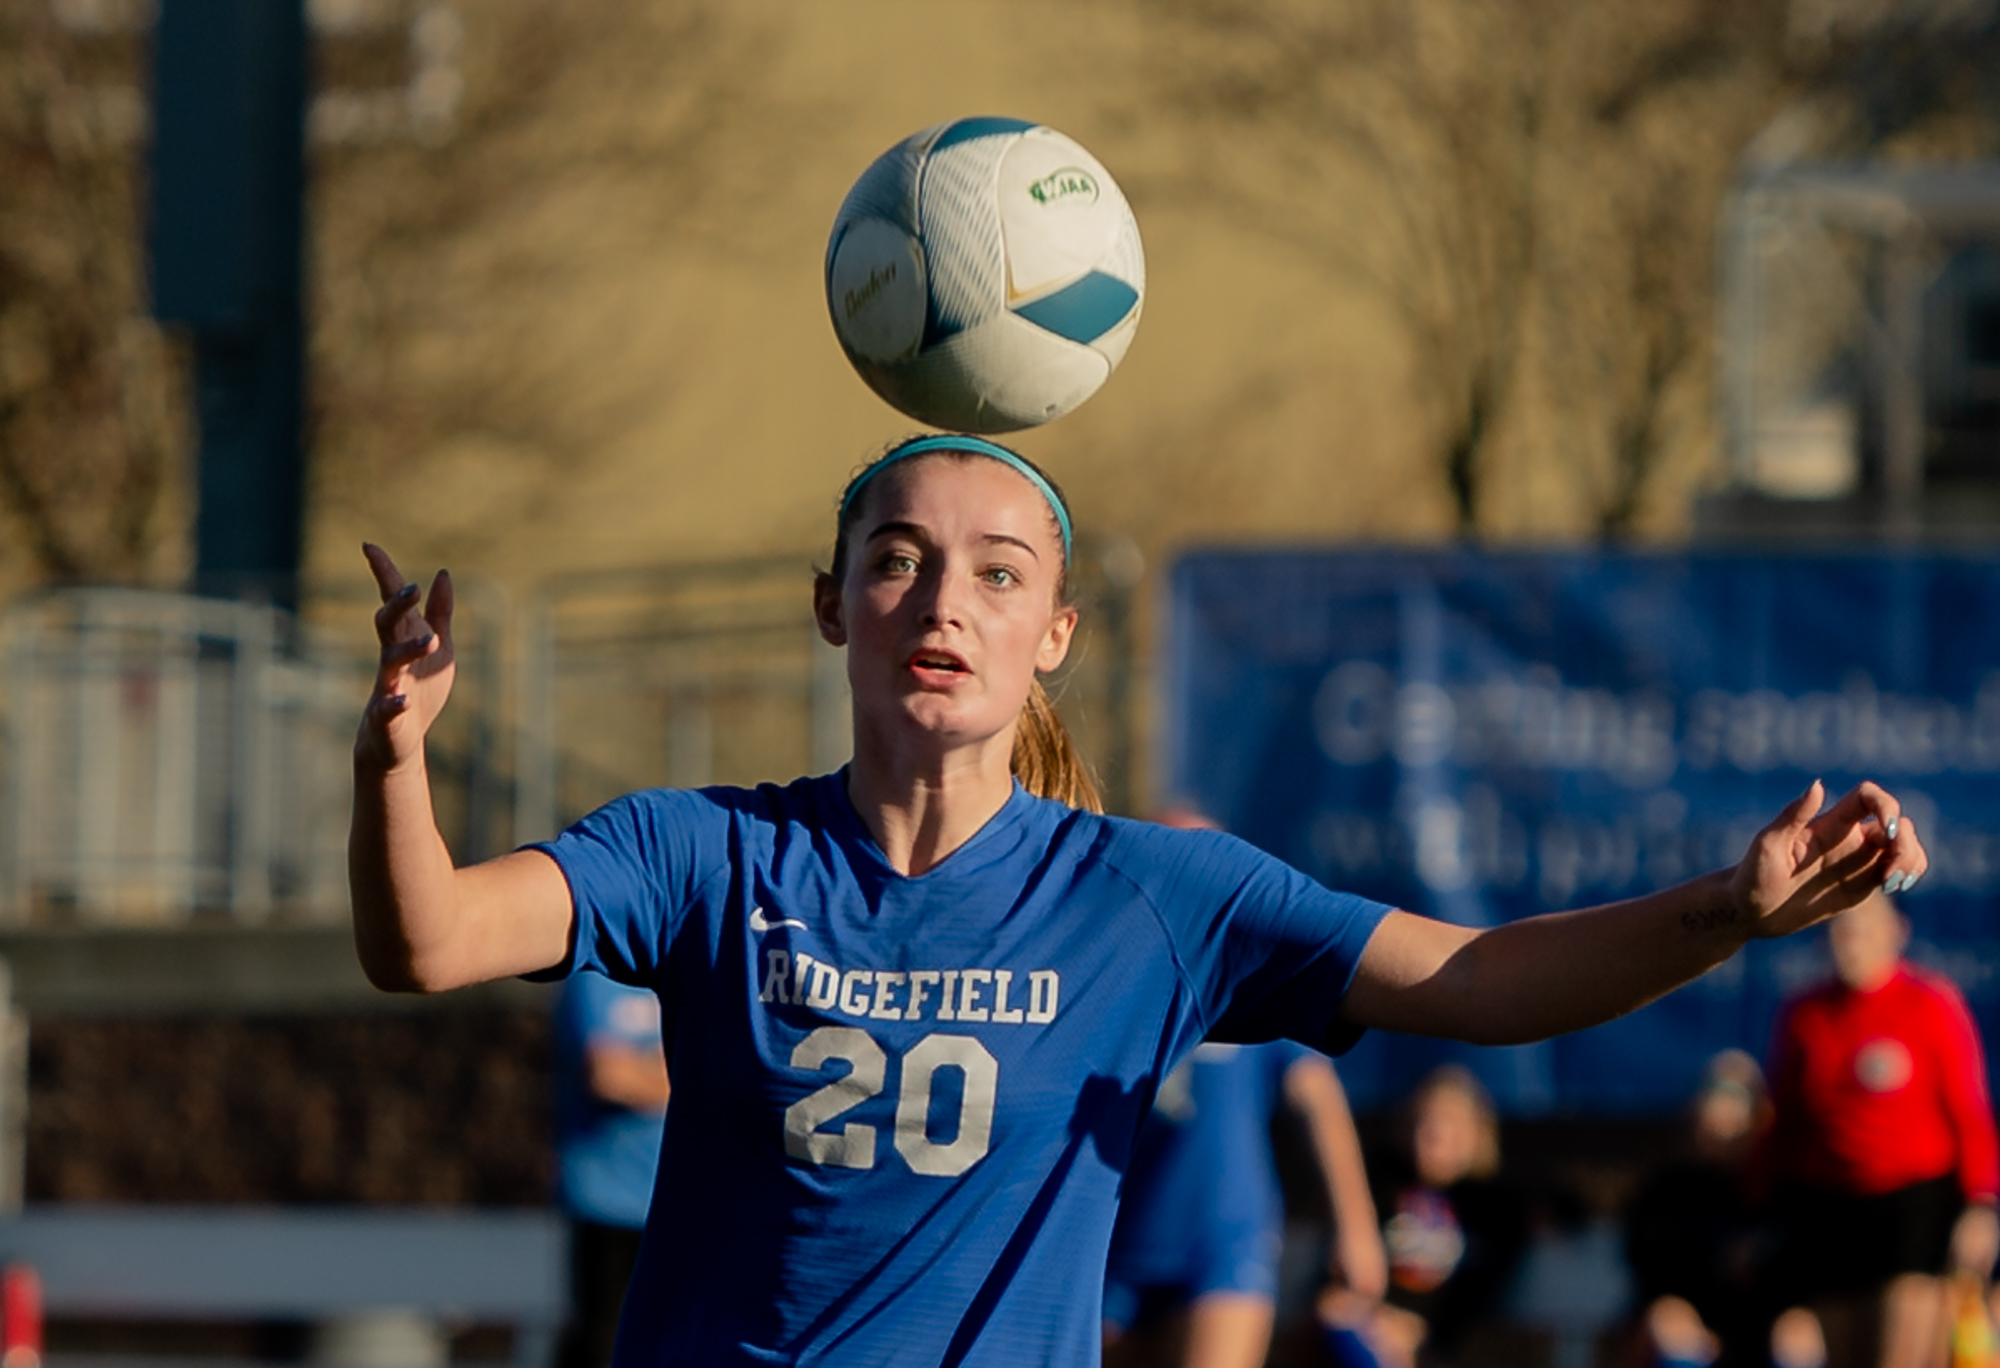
[1012,678,1103,813]
[828,436,1103,814]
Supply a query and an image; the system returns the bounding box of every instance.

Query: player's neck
[845,727,1017,876]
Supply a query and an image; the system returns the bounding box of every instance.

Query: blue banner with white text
[1164,549,2000,1115]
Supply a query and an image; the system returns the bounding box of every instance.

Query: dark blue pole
[149,0,308,607]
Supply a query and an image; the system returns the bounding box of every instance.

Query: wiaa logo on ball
[1028,167,1098,208]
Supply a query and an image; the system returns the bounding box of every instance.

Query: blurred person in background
[554,972,670,1368]
[1102,1039,1385,1368]
[1319,1065,1528,1368]
[1758,892,1999,1368]
[1102,808,1386,1368]
[1623,1050,1770,1368]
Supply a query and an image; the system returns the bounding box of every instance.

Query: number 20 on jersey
[785,1027,998,1177]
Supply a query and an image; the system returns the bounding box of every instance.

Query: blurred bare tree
[0,0,781,585]
[1129,0,1799,538]
[0,0,185,582]
[308,1,784,563]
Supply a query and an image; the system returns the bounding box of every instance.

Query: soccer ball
[825,117,1146,433]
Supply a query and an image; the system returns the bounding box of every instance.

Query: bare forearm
[1345,869,1746,1045]
[349,751,463,991]
[348,752,573,992]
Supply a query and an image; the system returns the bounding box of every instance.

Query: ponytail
[1011,678,1103,813]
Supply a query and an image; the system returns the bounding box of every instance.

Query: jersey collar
[819,768,1040,883]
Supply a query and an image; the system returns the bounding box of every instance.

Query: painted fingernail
[1884,872,1907,895]
[1906,871,1924,892]
[1887,817,1900,841]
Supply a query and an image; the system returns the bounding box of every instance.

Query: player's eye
[981,566,1018,588]
[878,551,918,575]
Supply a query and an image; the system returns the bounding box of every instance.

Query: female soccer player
[351,433,1927,1367]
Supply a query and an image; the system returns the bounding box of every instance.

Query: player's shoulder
[591,772,840,833]
[1035,805,1278,892]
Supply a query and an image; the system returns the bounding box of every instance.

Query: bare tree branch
[0,0,186,582]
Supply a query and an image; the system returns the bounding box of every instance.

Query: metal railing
[0,590,353,925]
[0,549,1139,927]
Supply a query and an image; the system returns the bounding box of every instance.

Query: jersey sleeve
[527,788,725,987]
[1114,825,1392,1055]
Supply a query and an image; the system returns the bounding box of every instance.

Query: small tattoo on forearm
[1681,905,1738,934]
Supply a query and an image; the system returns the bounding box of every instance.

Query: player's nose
[914,563,970,628]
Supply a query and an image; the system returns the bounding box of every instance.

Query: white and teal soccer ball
[826,117,1146,433]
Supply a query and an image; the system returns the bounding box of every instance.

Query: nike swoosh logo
[749,907,806,933]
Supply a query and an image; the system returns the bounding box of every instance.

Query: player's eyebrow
[980,533,1041,561]
[865,520,931,545]
[864,523,1042,561]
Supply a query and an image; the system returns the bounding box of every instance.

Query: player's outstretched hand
[357,542,455,773]
[1730,780,1927,940]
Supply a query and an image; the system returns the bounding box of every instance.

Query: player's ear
[1035,604,1077,674]
[813,572,847,647]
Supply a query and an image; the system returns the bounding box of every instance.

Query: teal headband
[839,435,1073,562]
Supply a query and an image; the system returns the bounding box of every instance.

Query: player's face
[817,457,1075,754]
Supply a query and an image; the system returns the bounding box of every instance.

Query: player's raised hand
[1731,780,1928,940]
[357,542,455,773]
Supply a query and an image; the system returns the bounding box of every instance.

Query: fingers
[1816,780,1901,845]
[1803,782,1930,901]
[362,542,409,602]
[365,548,452,655]
[374,582,422,647]
[1776,778,1825,837]
[423,568,454,641]
[380,633,441,669]
[1882,816,1929,896]
[364,689,411,727]
[1820,781,1931,889]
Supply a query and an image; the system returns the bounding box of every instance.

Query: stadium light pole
[148,0,309,609]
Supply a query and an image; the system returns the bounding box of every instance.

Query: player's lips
[906,648,971,685]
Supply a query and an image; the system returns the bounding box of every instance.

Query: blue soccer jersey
[554,972,668,1229]
[534,772,1389,1368]
[1104,1041,1312,1318]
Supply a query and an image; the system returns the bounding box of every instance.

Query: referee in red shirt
[1761,892,2000,1368]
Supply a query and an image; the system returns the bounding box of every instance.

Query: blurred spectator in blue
[1623,1050,1770,1368]
[1103,1040,1386,1368]
[554,972,669,1368]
